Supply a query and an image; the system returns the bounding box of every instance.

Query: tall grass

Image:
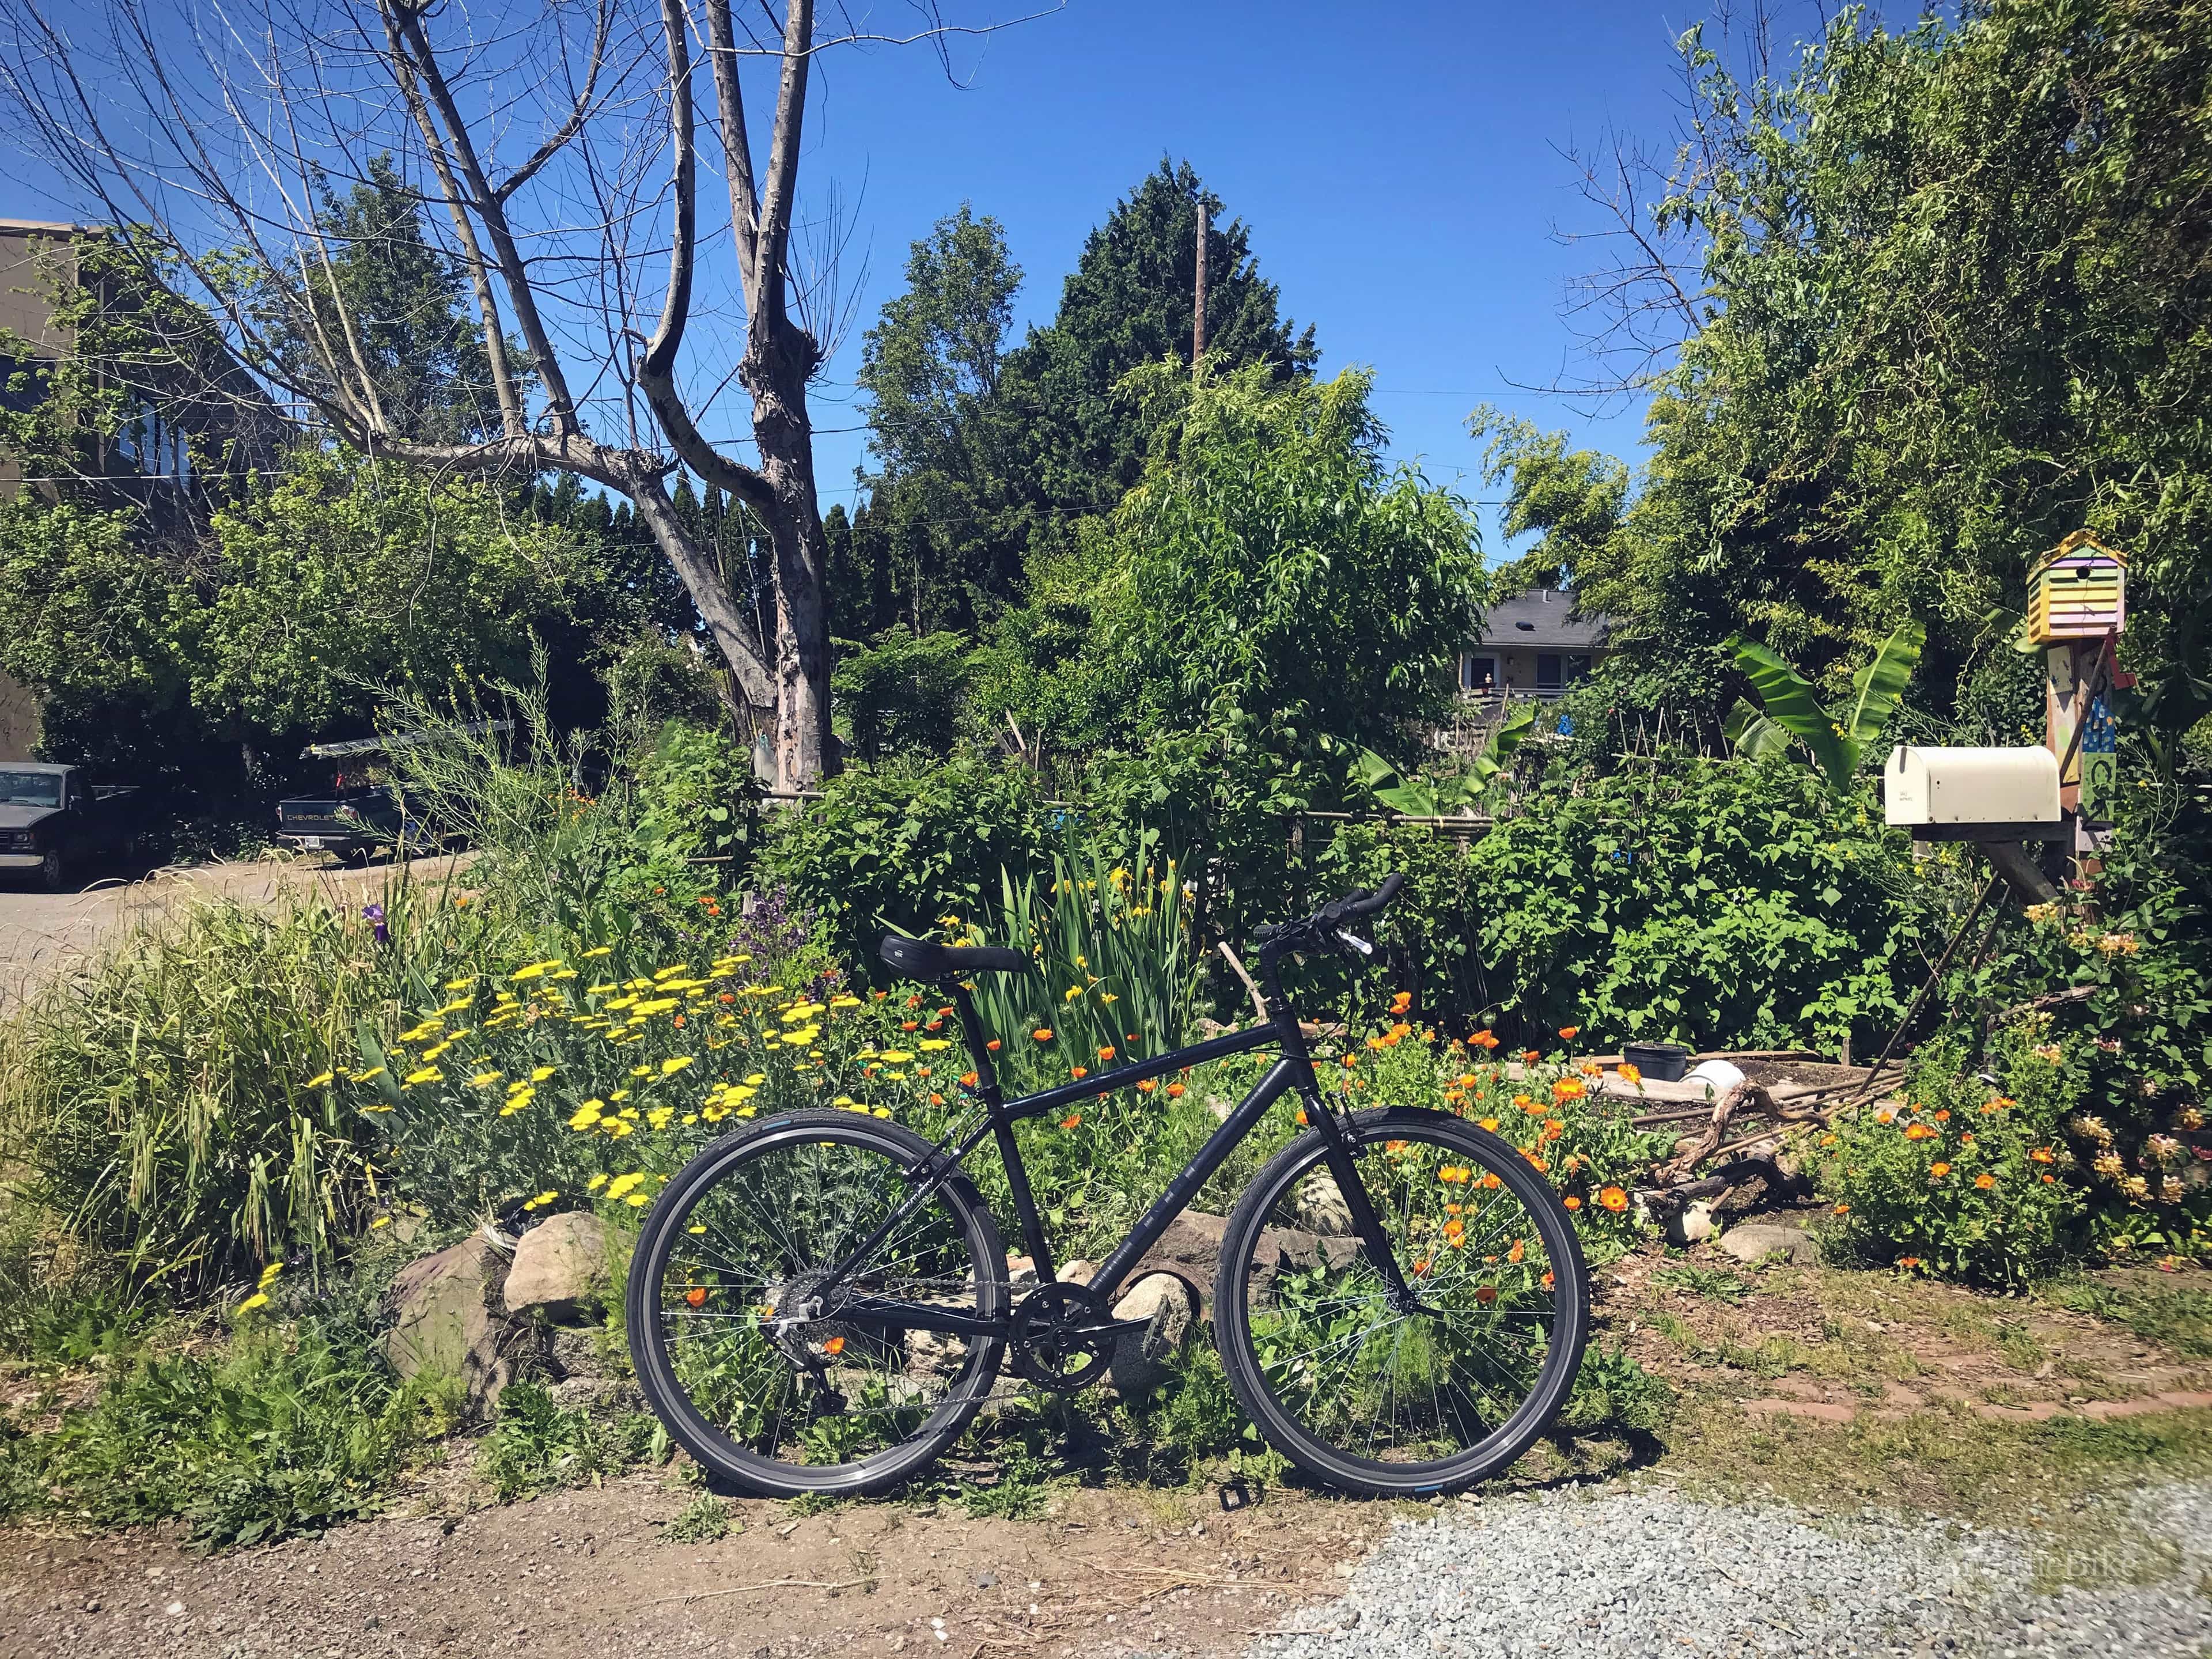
[0,866,506,1298]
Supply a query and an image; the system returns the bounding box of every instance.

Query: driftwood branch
[1216,942,1270,1024]
[1987,985,2096,1031]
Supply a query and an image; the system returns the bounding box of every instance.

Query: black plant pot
[1622,1041,1692,1082]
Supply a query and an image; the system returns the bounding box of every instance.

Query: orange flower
[1832,1202,1850,1214]
[1524,1154,1550,1173]
[1341,1054,1358,1069]
[1471,1030,1500,1050]
[1296,1109,1308,1126]
[1444,1218,1465,1240]
[1479,1117,1500,1131]
[1597,1186,1628,1212]
[1552,1078,1585,1103]
[1166,1082,1186,1099]
[1480,1172,1501,1190]
[1033,1028,1054,1042]
[1974,1172,1995,1190]
[1070,1066,1089,1080]
[2042,1173,2056,1184]
[1542,1119,1564,1142]
[718,992,734,1004]
[1563,1195,1582,1211]
[1412,1259,1432,1277]
[1137,1078,1158,1094]
[1522,1049,1541,1065]
[1389,990,1413,1015]
[1099,1044,1116,1061]
[1558,1025,1580,1040]
[929,1092,945,1106]
[1386,1138,1410,1153]
[1060,1113,1082,1130]
[672,1013,685,1028]
[986,1038,1002,1052]
[1507,1238,1525,1263]
[1616,1062,1642,1085]
[823,1335,846,1357]
[2030,1147,2055,1164]
[1474,1285,1498,1305]
[1929,1162,1951,1179]
[1541,1270,1555,1291]
[1905,1123,1934,1140]
[1897,1256,1922,1271]
[1933,1108,1950,1122]
[960,1071,979,1088]
[685,1287,707,1308]
[902,1020,919,1031]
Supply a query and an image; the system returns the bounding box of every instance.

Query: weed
[477,1383,647,1502]
[1562,1343,1674,1435]
[1651,1310,1698,1351]
[961,1451,1052,1520]
[1995,1321,2048,1372]
[1653,1265,1752,1304]
[0,1316,434,1550]
[665,1494,735,1543]
[786,1490,846,1517]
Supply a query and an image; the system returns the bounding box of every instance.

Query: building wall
[1461,645,1605,699]
[0,672,40,759]
[0,220,77,500]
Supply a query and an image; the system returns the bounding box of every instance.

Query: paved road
[0,853,469,1011]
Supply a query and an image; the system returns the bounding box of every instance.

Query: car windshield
[0,770,63,808]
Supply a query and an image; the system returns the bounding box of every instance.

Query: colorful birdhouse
[2025,531,2126,646]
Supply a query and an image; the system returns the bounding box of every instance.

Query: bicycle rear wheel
[626,1111,1007,1497]
[1215,1107,1589,1496]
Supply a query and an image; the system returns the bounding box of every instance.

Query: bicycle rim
[630,1114,1005,1494]
[1218,1109,1588,1493]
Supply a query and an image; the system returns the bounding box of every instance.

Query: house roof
[1474,588,1609,651]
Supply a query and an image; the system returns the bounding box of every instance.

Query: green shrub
[1460,759,1916,1053]
[760,754,1049,974]
[1562,1343,1674,1436]
[632,721,760,872]
[664,1492,735,1542]
[1823,1033,2088,1286]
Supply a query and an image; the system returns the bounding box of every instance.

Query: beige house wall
[0,673,38,759]
[0,219,79,500]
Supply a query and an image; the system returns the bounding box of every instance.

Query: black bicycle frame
[823,941,1415,1342]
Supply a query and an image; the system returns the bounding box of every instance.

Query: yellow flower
[304,1070,334,1088]
[567,1101,603,1130]
[647,1107,675,1130]
[510,959,565,981]
[529,1066,556,1083]
[444,976,478,991]
[257,1260,285,1289]
[470,1071,502,1087]
[660,1056,695,1075]
[586,1173,609,1191]
[369,1215,392,1230]
[624,1192,649,1207]
[404,1066,445,1085]
[581,945,613,958]
[744,1073,766,1086]
[918,1039,951,1051]
[606,1172,645,1199]
[1063,986,1082,1002]
[236,1293,271,1314]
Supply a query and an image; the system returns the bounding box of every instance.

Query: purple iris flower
[363,902,388,945]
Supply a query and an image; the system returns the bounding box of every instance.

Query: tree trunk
[746,321,835,790]
[623,465,777,734]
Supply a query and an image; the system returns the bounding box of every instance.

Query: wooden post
[1192,200,1209,376]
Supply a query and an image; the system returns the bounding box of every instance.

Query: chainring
[1009,1281,1114,1390]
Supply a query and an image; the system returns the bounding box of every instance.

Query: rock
[1294,1169,1355,1236]
[547,1323,611,1381]
[1060,1259,1098,1285]
[1132,1211,1232,1312]
[1668,1199,1718,1245]
[1109,1272,1198,1397]
[1005,1253,1039,1287]
[384,1234,532,1412]
[1717,1221,1821,1266]
[503,1212,612,1316]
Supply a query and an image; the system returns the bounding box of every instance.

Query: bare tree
[0,0,1055,786]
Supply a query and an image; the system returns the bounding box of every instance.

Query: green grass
[476,1383,665,1502]
[1652,1264,1754,1304]
[664,1493,736,1542]
[2038,1275,2212,1358]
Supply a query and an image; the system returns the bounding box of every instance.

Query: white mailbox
[1885,745,2061,834]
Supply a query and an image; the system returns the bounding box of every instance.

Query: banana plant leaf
[1844,620,1926,744]
[1725,634,1858,794]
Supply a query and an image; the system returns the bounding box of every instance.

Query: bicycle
[626,874,1590,1499]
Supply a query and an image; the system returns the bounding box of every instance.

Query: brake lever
[1335,929,1375,957]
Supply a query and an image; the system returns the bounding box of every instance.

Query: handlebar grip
[1340,872,1406,920]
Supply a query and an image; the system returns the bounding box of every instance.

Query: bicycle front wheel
[626,1111,1007,1497]
[1215,1107,1589,1496]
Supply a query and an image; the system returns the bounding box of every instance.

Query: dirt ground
[0,852,471,1011]
[5,1238,2207,1659]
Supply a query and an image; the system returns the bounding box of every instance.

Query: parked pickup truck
[0,764,145,890]
[274,780,404,862]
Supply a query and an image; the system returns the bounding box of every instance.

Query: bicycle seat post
[944,983,1003,1108]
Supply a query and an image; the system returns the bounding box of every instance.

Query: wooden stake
[1192,200,1209,376]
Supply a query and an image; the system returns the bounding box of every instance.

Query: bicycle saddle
[877,934,1030,981]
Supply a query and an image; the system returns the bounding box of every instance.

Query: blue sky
[0,1,1881,557]
[785,0,1865,550]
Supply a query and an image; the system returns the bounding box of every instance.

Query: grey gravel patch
[1252,1483,2212,1658]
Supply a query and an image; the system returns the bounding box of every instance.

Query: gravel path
[1245,1482,2212,1659]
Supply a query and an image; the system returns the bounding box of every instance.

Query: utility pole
[1192,199,1209,379]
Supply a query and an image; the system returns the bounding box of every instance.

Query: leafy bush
[760,754,1048,973]
[833,630,974,762]
[1460,758,1916,1053]
[1823,1032,2088,1286]
[631,721,760,873]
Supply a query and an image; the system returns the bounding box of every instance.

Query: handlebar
[1253,872,1406,954]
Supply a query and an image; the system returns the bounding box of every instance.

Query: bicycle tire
[627,1109,1008,1497]
[1214,1107,1590,1497]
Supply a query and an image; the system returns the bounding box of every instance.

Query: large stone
[1294,1169,1355,1237]
[384,1234,532,1411]
[1108,1272,1199,1398]
[1716,1221,1821,1267]
[503,1211,613,1316]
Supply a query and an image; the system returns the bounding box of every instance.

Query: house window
[1461,654,1498,694]
[1536,654,1563,692]
[1566,654,1591,684]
